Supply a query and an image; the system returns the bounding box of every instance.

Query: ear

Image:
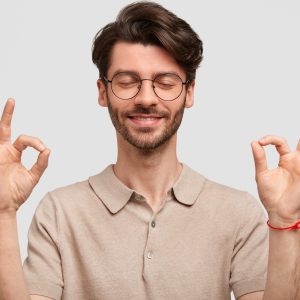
[184,80,195,108]
[97,79,108,107]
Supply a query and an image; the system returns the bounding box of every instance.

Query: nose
[133,79,159,106]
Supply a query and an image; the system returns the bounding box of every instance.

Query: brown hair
[92,1,203,83]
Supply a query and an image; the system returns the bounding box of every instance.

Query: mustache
[123,107,170,118]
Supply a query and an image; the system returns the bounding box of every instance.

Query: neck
[113,133,182,211]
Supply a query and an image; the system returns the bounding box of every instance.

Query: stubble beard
[106,95,186,152]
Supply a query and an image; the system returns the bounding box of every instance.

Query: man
[0,2,299,300]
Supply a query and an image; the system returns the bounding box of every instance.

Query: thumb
[29,148,51,184]
[251,141,268,178]
[297,138,300,151]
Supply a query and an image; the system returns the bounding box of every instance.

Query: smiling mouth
[128,115,163,126]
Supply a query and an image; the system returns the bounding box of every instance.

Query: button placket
[144,217,157,264]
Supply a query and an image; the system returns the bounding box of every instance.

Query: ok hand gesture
[0,98,50,213]
[251,135,300,226]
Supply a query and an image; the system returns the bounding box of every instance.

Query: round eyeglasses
[103,72,189,101]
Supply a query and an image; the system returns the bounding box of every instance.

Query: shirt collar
[88,163,206,214]
[172,163,206,206]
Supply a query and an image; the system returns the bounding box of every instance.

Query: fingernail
[38,144,46,151]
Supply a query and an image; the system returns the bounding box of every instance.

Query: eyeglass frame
[101,71,190,101]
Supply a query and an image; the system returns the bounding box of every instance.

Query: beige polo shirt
[23,163,268,300]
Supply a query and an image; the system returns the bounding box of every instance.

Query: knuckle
[18,134,28,140]
[31,136,42,144]
[36,138,43,145]
[279,137,288,146]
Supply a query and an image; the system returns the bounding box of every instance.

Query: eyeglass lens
[111,73,184,101]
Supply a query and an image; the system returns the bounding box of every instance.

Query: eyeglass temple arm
[100,77,112,83]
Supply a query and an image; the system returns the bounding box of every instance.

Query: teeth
[134,117,158,120]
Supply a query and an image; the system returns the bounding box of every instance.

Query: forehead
[107,41,185,78]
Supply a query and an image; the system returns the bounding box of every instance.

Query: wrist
[268,213,300,228]
[267,220,300,231]
[0,209,17,219]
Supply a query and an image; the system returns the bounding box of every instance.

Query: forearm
[0,211,31,300]
[263,219,300,300]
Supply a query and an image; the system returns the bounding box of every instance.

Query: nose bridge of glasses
[137,78,156,95]
[134,78,158,103]
[139,78,155,88]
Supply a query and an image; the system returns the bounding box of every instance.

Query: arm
[0,212,52,300]
[238,136,300,299]
[237,222,300,300]
[0,211,30,300]
[263,222,300,299]
[251,136,300,300]
[0,99,51,300]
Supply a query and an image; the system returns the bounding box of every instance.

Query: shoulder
[204,177,254,205]
[50,179,92,201]
[184,165,268,246]
[185,163,250,200]
[36,176,99,215]
[186,164,265,217]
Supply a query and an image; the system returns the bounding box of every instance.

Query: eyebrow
[111,69,183,79]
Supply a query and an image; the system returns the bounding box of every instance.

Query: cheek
[108,99,131,119]
[167,100,185,116]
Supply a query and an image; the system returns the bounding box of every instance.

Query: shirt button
[147,251,153,259]
[151,221,156,228]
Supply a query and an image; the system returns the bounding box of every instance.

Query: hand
[0,98,50,213]
[251,135,300,226]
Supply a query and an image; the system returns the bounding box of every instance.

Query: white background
[1,1,300,299]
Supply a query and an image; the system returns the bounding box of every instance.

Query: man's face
[97,42,195,151]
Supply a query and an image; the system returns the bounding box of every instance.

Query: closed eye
[155,82,176,89]
[118,81,138,87]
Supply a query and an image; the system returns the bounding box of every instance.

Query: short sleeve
[230,192,269,299]
[23,192,63,300]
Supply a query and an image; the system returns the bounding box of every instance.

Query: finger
[296,138,300,151]
[13,135,46,153]
[258,135,291,156]
[0,98,15,143]
[251,141,268,176]
[29,148,51,183]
